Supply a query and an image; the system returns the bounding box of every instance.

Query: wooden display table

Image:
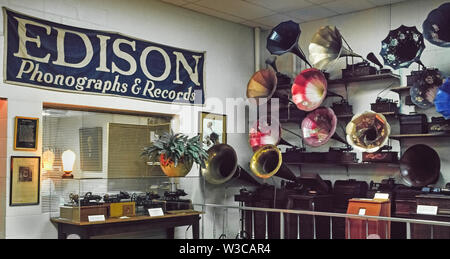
[346,198,391,239]
[51,210,202,239]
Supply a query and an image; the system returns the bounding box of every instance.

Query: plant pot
[159,154,193,177]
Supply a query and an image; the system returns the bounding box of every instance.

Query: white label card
[148,208,164,217]
[358,208,366,216]
[417,205,438,216]
[88,215,106,222]
[374,193,390,200]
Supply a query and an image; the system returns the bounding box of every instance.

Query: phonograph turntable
[160,189,193,211]
[362,145,398,163]
[371,97,399,114]
[325,146,358,164]
[331,99,353,117]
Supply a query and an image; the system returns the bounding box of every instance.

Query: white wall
[0,0,255,238]
[270,0,450,186]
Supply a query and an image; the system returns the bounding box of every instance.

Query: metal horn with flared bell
[423,2,450,48]
[249,115,299,152]
[249,144,296,181]
[291,68,328,112]
[202,144,260,186]
[400,144,440,187]
[246,68,278,105]
[380,25,426,70]
[345,111,391,153]
[267,20,312,67]
[309,25,362,71]
[301,107,339,147]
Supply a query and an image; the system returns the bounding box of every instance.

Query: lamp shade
[42,150,55,171]
[435,78,450,119]
[249,116,281,152]
[62,150,76,173]
[301,107,337,147]
[291,68,328,112]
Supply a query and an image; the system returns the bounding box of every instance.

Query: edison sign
[3,8,205,105]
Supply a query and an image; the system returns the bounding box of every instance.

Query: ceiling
[159,0,412,30]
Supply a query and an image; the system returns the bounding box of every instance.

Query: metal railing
[193,203,450,239]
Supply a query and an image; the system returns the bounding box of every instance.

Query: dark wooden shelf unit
[390,132,450,140]
[328,73,401,85]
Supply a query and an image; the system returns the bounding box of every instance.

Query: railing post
[201,205,205,239]
[252,210,255,239]
[298,214,300,239]
[431,225,434,240]
[406,222,411,239]
[366,219,369,239]
[330,216,333,239]
[265,212,268,239]
[347,219,351,239]
[213,208,216,239]
[280,212,285,239]
[312,202,316,239]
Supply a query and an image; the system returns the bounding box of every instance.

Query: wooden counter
[51,210,202,239]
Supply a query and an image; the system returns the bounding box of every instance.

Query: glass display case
[44,176,204,223]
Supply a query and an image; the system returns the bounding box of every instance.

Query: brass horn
[249,144,296,181]
[345,111,390,153]
[309,26,362,71]
[202,144,260,185]
[400,144,440,187]
[246,68,277,105]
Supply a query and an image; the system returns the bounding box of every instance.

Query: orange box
[346,198,391,239]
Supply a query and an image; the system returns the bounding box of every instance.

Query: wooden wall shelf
[390,132,450,140]
[284,161,399,168]
[328,73,401,85]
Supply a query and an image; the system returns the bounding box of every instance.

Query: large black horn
[400,144,440,187]
[267,20,312,67]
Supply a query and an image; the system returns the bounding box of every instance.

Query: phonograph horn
[410,68,443,109]
[265,56,279,73]
[366,52,383,69]
[435,77,450,119]
[309,25,362,71]
[422,2,450,48]
[345,111,391,153]
[291,68,328,112]
[400,144,440,187]
[202,144,261,186]
[249,115,298,151]
[380,25,426,70]
[301,107,339,147]
[267,20,312,67]
[246,68,277,105]
[249,144,296,181]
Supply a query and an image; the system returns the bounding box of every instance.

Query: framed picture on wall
[14,117,39,151]
[10,156,40,206]
[199,112,226,150]
[79,127,103,171]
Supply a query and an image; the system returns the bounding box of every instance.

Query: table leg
[193,216,200,239]
[57,224,67,239]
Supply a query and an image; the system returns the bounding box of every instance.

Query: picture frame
[199,112,227,150]
[10,156,41,206]
[79,127,103,171]
[14,116,39,151]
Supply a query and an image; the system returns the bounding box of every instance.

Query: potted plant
[142,132,208,177]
